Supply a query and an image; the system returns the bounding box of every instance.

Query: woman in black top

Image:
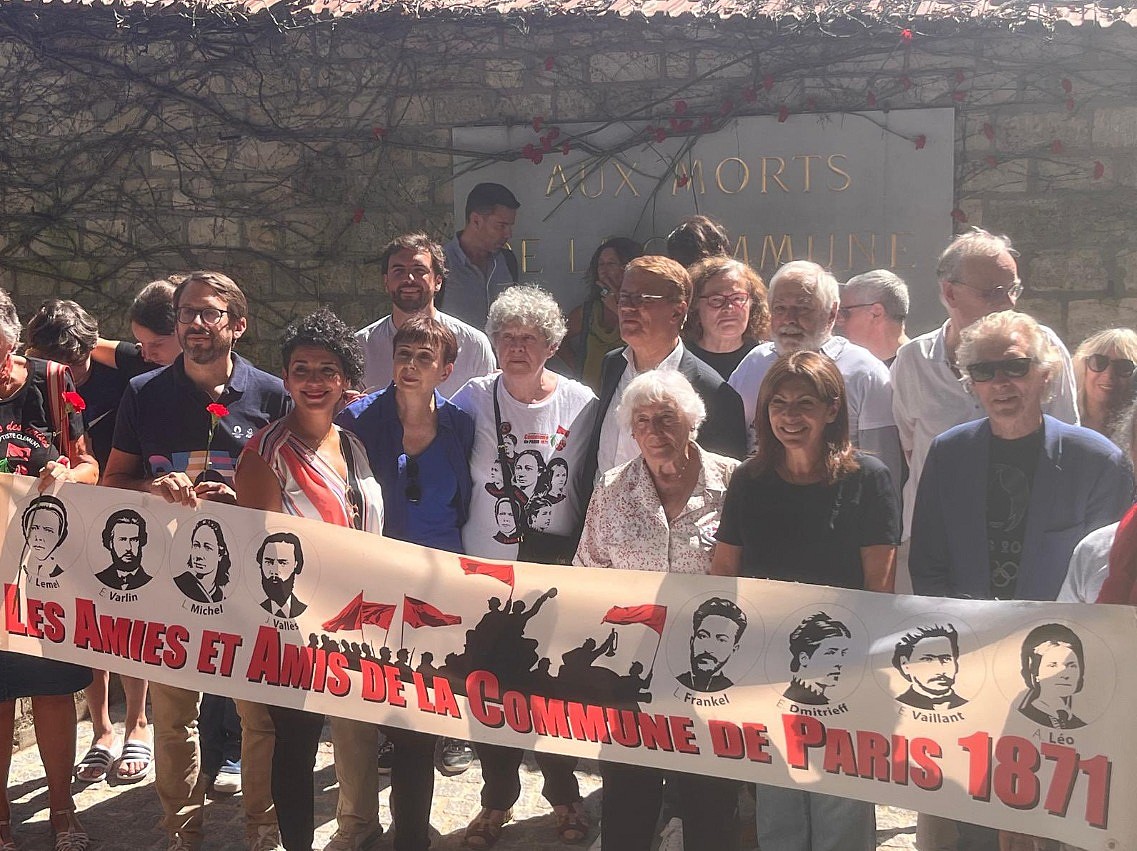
[684,257,770,380]
[711,350,899,851]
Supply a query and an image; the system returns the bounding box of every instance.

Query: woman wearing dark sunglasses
[1073,328,1137,436]
[333,314,475,851]
[910,311,1132,849]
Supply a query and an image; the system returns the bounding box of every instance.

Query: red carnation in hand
[207,402,230,419]
[63,391,86,414]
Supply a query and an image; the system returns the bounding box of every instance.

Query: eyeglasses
[701,293,750,310]
[1086,354,1137,378]
[176,307,232,326]
[837,303,877,321]
[949,279,1024,304]
[965,357,1034,383]
[617,291,675,309]
[400,454,421,504]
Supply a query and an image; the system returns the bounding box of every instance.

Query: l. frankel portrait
[893,624,968,710]
[21,495,68,580]
[676,597,747,693]
[174,518,231,604]
[1015,623,1086,730]
[94,509,152,591]
[258,532,307,619]
[784,612,852,706]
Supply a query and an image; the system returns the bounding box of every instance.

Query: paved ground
[7,717,917,850]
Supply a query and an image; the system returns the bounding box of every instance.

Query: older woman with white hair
[1072,327,1137,436]
[452,284,597,848]
[575,369,741,850]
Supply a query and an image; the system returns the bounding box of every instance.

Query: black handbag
[492,376,580,565]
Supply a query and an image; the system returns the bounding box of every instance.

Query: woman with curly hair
[684,257,770,380]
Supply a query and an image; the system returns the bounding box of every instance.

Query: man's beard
[112,553,140,571]
[391,288,432,313]
[263,575,294,606]
[691,651,726,677]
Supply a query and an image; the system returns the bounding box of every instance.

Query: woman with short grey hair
[576,369,740,848]
[453,284,597,847]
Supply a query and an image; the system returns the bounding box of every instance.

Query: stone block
[188,217,242,248]
[1068,298,1137,341]
[693,50,752,79]
[488,93,553,124]
[665,52,690,79]
[484,58,526,90]
[998,110,1091,153]
[589,51,660,84]
[1092,106,1137,148]
[393,95,433,126]
[960,158,1028,194]
[1118,249,1137,294]
[1036,157,1112,191]
[1015,296,1065,336]
[234,140,301,172]
[1026,249,1109,293]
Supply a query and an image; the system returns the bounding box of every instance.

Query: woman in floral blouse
[574,369,740,850]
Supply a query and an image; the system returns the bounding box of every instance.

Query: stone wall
[0,9,1133,360]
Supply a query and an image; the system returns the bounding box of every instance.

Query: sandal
[1,818,16,851]
[110,739,152,785]
[73,740,120,783]
[50,809,89,851]
[463,808,510,849]
[553,803,590,844]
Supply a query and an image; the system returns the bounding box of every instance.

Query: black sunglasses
[401,455,421,504]
[1086,353,1137,378]
[965,357,1034,383]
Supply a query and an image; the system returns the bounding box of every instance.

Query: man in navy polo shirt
[104,271,289,851]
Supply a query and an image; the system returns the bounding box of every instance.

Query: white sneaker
[322,823,384,851]
[247,825,283,851]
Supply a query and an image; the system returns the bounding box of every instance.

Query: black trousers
[474,743,581,810]
[379,726,437,851]
[599,761,740,851]
[266,705,325,851]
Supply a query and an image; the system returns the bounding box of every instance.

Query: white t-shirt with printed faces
[452,374,598,561]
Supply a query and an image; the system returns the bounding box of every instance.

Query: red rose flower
[62,391,86,413]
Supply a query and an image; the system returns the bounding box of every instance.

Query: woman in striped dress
[235,309,384,851]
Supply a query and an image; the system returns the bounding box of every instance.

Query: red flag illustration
[403,596,463,629]
[322,592,396,632]
[602,604,668,635]
[459,557,515,587]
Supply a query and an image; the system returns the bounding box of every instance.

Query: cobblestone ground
[7,719,917,850]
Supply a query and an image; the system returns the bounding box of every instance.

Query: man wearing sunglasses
[836,269,911,366]
[584,255,747,488]
[104,272,288,851]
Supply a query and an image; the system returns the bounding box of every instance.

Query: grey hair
[843,269,910,322]
[0,289,21,348]
[617,369,706,439]
[485,285,568,349]
[936,227,1018,283]
[957,310,1060,396]
[1073,328,1137,421]
[769,260,839,310]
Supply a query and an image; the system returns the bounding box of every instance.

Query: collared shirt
[890,320,1078,537]
[112,353,290,482]
[441,235,517,329]
[596,340,686,481]
[1057,521,1117,603]
[354,310,496,398]
[575,444,738,574]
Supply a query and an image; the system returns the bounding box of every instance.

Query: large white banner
[3,475,1133,849]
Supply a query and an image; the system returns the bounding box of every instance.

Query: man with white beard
[728,260,902,492]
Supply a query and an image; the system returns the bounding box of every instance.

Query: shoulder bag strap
[43,360,73,460]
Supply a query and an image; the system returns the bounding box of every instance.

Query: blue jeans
[756,784,875,851]
[199,693,241,777]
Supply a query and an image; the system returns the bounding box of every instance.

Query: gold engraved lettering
[614,162,640,198]
[734,235,749,266]
[760,235,794,268]
[827,154,852,191]
[568,237,577,273]
[521,239,541,274]
[761,157,789,193]
[807,234,836,268]
[546,164,572,198]
[577,165,604,199]
[848,234,876,269]
[793,155,822,193]
[716,157,751,194]
[673,161,705,195]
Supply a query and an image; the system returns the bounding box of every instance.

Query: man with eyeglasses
[836,269,911,366]
[104,271,288,851]
[728,260,904,492]
[356,232,495,398]
[584,254,746,487]
[890,229,1077,851]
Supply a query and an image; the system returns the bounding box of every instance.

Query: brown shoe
[464,808,511,849]
[553,803,590,844]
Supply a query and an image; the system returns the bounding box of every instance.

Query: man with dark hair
[892,624,966,709]
[783,612,852,706]
[94,509,152,590]
[257,532,307,619]
[677,596,747,693]
[442,182,521,327]
[103,270,285,851]
[356,232,494,396]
